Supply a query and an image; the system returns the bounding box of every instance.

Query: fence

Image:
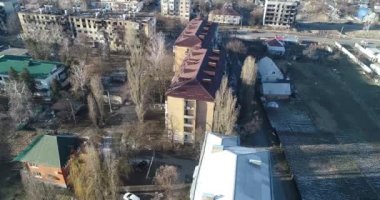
[334,42,372,74]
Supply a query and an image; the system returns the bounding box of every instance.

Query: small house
[265,38,285,55]
[14,135,82,188]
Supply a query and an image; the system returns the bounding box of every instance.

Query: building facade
[14,135,82,188]
[208,3,241,25]
[18,8,156,51]
[263,0,299,27]
[166,48,225,144]
[160,0,191,21]
[173,18,218,72]
[92,0,144,13]
[0,55,69,99]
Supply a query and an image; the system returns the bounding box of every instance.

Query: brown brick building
[14,135,82,188]
[166,48,225,144]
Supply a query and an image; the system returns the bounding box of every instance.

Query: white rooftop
[262,82,291,96]
[258,57,284,82]
[190,133,272,200]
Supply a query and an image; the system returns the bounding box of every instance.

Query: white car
[123,192,140,200]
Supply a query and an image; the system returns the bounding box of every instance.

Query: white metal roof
[258,57,284,82]
[262,82,291,96]
[191,133,272,200]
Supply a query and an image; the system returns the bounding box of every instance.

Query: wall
[26,162,67,187]
[335,42,372,73]
[166,96,185,142]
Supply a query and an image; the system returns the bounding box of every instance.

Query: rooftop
[166,48,225,102]
[0,55,63,79]
[190,133,272,200]
[174,18,218,48]
[14,134,82,168]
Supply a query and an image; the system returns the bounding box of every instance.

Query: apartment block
[173,18,218,72]
[165,48,225,144]
[18,8,156,51]
[208,3,241,25]
[161,0,191,21]
[263,0,299,27]
[92,0,144,13]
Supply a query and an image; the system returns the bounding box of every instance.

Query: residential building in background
[0,0,19,14]
[208,3,241,25]
[0,55,69,99]
[160,0,191,21]
[173,18,218,72]
[190,132,272,200]
[18,8,156,51]
[14,135,82,188]
[165,48,225,144]
[263,0,299,27]
[91,0,144,13]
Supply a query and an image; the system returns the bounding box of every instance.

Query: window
[33,171,42,178]
[29,162,38,168]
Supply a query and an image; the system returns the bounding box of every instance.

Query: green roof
[14,135,81,168]
[0,55,63,79]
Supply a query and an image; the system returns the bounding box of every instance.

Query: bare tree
[126,43,152,122]
[5,80,33,125]
[21,23,66,59]
[212,76,239,135]
[70,62,90,99]
[147,32,174,103]
[239,56,256,120]
[90,74,105,123]
[154,165,179,199]
[87,93,99,126]
[68,143,119,200]
[226,39,247,55]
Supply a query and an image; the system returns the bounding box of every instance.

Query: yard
[270,44,380,199]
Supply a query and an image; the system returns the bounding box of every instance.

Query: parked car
[123,192,140,200]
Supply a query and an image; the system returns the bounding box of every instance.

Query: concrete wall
[167,96,185,142]
[335,42,372,73]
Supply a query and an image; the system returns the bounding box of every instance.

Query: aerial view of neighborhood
[0,0,380,199]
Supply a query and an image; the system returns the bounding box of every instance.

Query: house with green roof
[14,134,82,188]
[0,55,69,99]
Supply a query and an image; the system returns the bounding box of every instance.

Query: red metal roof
[174,18,218,49]
[167,48,225,102]
[266,39,284,47]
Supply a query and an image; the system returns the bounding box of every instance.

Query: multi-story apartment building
[161,0,191,21]
[173,18,218,72]
[165,48,225,144]
[208,3,241,25]
[263,0,299,27]
[18,8,156,51]
[92,0,144,13]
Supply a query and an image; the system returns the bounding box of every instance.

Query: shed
[258,57,284,82]
[261,82,291,99]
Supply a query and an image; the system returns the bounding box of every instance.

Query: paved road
[222,29,380,46]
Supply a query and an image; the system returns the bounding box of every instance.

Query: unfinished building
[263,0,299,27]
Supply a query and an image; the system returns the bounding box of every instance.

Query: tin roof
[0,55,62,79]
[14,135,81,168]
